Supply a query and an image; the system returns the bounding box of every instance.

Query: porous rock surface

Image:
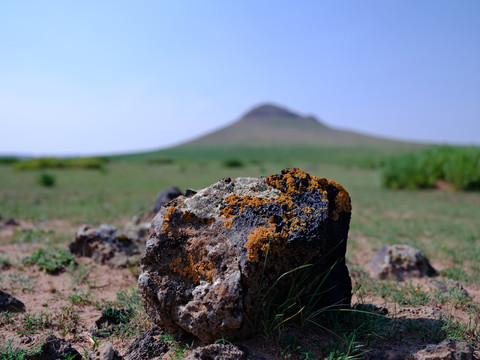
[124,325,169,360]
[24,334,82,360]
[70,224,140,268]
[411,339,474,360]
[370,244,437,280]
[139,168,352,343]
[184,344,254,360]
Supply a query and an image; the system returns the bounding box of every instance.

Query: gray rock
[153,186,183,214]
[370,244,437,280]
[411,339,474,360]
[24,334,82,360]
[70,224,140,268]
[124,325,170,360]
[184,344,252,360]
[0,289,25,313]
[139,169,352,343]
[88,341,123,360]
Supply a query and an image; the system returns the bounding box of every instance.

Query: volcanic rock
[70,224,140,268]
[139,168,352,343]
[153,186,183,214]
[88,341,123,360]
[411,339,474,360]
[124,326,170,360]
[0,289,25,312]
[24,334,82,360]
[370,244,437,281]
[184,344,254,360]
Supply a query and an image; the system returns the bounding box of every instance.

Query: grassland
[1,145,479,358]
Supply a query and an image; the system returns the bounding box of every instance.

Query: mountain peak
[241,103,301,120]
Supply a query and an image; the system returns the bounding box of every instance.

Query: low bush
[381,146,480,191]
[223,158,244,168]
[36,173,56,187]
[0,157,20,165]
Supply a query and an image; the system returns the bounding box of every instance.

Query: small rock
[370,244,437,280]
[0,289,26,313]
[184,344,253,360]
[70,224,140,268]
[434,280,470,298]
[411,339,474,360]
[88,341,123,360]
[152,186,183,214]
[5,218,19,226]
[24,334,82,360]
[124,325,170,360]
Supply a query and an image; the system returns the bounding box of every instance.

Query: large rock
[152,186,183,214]
[370,244,437,280]
[70,224,140,268]
[139,169,352,343]
[411,339,474,360]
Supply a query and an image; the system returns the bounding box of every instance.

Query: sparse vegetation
[13,157,106,171]
[22,248,75,274]
[223,158,244,168]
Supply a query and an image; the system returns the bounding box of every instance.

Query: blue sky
[1,1,479,156]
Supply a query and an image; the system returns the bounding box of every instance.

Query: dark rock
[24,334,82,360]
[88,341,123,360]
[411,339,474,359]
[152,186,183,214]
[139,168,352,343]
[70,224,140,268]
[124,325,170,360]
[184,344,253,360]
[370,244,437,281]
[0,289,25,312]
[5,218,19,226]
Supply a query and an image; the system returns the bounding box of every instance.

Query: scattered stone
[370,244,437,280]
[411,339,474,360]
[434,279,470,298]
[139,169,352,343]
[124,325,170,360]
[70,224,140,268]
[5,218,19,226]
[0,289,25,312]
[88,341,123,360]
[24,334,82,360]
[184,344,254,360]
[152,186,183,214]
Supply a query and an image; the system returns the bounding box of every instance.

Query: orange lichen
[220,194,272,218]
[162,206,176,232]
[182,210,214,225]
[244,222,276,262]
[169,254,214,284]
[221,219,233,229]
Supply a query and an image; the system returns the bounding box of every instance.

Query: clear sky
[1,1,479,156]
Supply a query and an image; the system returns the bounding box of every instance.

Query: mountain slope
[183,103,395,147]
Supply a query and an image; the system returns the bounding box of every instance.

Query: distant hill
[116,103,423,165]
[183,103,396,147]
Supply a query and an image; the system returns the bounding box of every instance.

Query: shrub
[0,157,20,165]
[223,158,244,168]
[37,173,56,187]
[381,146,480,191]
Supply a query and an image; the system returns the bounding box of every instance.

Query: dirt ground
[0,219,479,359]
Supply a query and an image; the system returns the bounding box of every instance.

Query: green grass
[382,145,480,190]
